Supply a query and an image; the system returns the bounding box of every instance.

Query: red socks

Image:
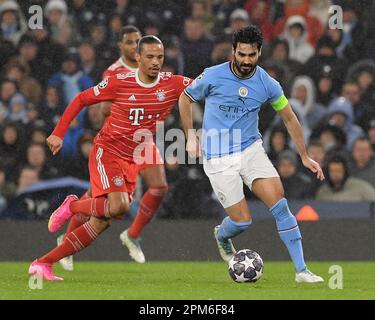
[39,222,98,264]
[70,196,111,218]
[128,187,167,239]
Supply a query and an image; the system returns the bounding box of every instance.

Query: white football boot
[214,225,236,262]
[295,269,324,283]
[120,229,146,263]
[57,234,74,271]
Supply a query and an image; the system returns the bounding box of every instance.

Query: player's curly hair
[232,25,263,50]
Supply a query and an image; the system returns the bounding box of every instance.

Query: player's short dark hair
[118,25,141,41]
[136,35,163,53]
[232,25,263,51]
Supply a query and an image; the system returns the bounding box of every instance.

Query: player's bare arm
[179,92,201,158]
[278,104,325,181]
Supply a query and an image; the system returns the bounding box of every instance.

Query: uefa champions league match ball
[228,249,264,283]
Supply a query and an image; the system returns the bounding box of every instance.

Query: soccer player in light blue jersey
[179,26,324,283]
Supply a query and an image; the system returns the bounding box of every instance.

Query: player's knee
[109,195,130,217]
[149,185,168,198]
[89,217,110,234]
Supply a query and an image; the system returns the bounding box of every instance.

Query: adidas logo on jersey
[128,95,136,101]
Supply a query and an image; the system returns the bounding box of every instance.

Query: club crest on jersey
[98,78,108,89]
[239,87,248,97]
[112,176,124,187]
[155,90,166,102]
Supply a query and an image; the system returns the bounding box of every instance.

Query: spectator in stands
[83,103,105,134]
[309,0,332,27]
[0,0,27,46]
[280,15,314,64]
[276,150,313,199]
[189,0,215,35]
[7,92,28,124]
[305,140,326,195]
[62,132,93,181]
[313,124,349,160]
[0,122,24,176]
[24,143,59,180]
[224,9,250,36]
[244,0,273,44]
[78,41,105,83]
[346,59,375,131]
[266,38,301,85]
[88,23,116,67]
[29,126,48,145]
[39,85,64,133]
[45,0,76,47]
[267,126,290,164]
[315,70,335,107]
[350,137,375,188]
[368,120,375,150]
[340,81,365,129]
[0,163,16,207]
[5,60,43,107]
[316,155,375,202]
[273,0,323,47]
[302,35,346,94]
[16,166,40,194]
[327,97,364,149]
[211,35,232,65]
[0,79,18,124]
[289,75,327,131]
[69,0,97,40]
[29,28,66,85]
[181,17,214,78]
[0,33,15,73]
[48,52,93,106]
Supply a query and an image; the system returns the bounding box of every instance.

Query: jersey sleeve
[184,71,209,102]
[172,75,193,96]
[266,75,289,112]
[52,76,118,138]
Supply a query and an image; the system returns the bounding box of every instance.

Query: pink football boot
[29,260,64,281]
[48,195,78,232]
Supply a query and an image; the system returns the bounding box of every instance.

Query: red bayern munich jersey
[102,57,137,79]
[52,70,192,162]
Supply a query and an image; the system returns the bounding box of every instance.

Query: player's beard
[233,59,257,77]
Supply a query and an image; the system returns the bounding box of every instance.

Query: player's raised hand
[301,156,325,181]
[186,134,201,158]
[46,135,63,156]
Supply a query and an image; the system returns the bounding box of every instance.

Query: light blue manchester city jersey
[184,61,288,159]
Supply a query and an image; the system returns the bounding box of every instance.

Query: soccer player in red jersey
[58,26,171,269]
[28,36,192,280]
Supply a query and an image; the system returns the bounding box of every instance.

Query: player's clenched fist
[186,134,201,158]
[46,135,63,155]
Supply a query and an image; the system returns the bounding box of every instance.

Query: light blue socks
[271,198,306,272]
[217,216,252,242]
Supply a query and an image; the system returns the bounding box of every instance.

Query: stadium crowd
[1,0,375,217]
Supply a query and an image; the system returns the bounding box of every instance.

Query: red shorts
[135,141,164,172]
[89,144,138,198]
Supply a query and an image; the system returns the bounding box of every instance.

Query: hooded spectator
[327,97,364,149]
[45,0,78,46]
[0,0,27,46]
[276,150,313,199]
[289,76,327,131]
[316,154,375,202]
[281,15,314,64]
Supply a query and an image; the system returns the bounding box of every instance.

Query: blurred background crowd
[1,0,375,218]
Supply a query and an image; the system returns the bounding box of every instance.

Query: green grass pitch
[1,261,374,300]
